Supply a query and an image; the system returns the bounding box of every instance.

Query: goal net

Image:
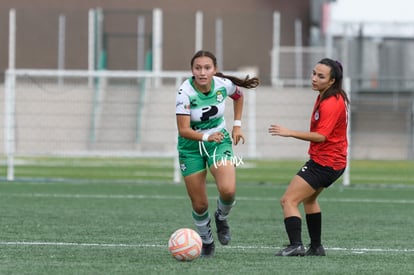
[3,69,195,181]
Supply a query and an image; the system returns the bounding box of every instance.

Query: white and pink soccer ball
[168,228,202,261]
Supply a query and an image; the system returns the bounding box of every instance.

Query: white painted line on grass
[0,241,146,248]
[0,241,412,254]
[1,193,414,204]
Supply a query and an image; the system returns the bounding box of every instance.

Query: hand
[209,132,225,143]
[268,124,291,137]
[232,127,245,145]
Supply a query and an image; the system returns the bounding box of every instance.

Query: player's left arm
[230,87,245,145]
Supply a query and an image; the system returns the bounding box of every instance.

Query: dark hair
[317,58,349,106]
[190,50,259,89]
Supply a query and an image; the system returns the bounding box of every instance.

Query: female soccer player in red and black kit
[268,58,349,256]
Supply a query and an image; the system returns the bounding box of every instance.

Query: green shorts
[177,129,234,177]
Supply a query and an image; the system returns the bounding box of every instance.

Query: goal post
[4,70,16,181]
[342,77,352,186]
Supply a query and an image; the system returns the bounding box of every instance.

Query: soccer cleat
[215,211,231,245]
[275,244,305,256]
[305,244,326,256]
[201,242,215,258]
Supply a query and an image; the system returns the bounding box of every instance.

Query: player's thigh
[209,163,236,195]
[184,170,209,209]
[282,175,317,204]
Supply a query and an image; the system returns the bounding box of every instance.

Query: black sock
[284,216,302,246]
[306,212,322,247]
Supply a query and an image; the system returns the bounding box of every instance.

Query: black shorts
[296,159,345,190]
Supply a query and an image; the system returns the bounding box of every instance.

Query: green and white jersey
[176,76,238,135]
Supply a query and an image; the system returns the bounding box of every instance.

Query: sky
[330,0,414,23]
[329,0,414,37]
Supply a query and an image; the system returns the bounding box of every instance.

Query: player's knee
[279,197,286,209]
[280,196,296,209]
[192,202,209,214]
[219,189,235,202]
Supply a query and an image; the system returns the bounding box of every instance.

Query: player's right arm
[176,114,203,141]
[176,86,205,141]
[268,124,326,143]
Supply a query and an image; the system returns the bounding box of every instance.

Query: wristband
[202,133,210,141]
[233,120,242,127]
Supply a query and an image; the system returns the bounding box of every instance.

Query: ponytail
[191,50,259,89]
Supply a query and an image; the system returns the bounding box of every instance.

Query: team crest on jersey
[314,110,320,121]
[216,91,224,102]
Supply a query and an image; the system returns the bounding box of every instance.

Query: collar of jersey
[190,76,215,97]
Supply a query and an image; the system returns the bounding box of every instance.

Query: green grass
[0,157,413,274]
[2,156,414,185]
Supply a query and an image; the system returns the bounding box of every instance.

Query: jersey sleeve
[221,77,243,100]
[176,86,190,115]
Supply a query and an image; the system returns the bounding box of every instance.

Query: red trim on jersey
[229,86,243,100]
[308,95,348,170]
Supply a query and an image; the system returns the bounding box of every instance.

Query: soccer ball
[168,228,202,261]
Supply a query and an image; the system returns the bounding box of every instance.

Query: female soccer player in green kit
[175,50,259,257]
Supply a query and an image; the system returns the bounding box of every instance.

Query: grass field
[0,157,413,274]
